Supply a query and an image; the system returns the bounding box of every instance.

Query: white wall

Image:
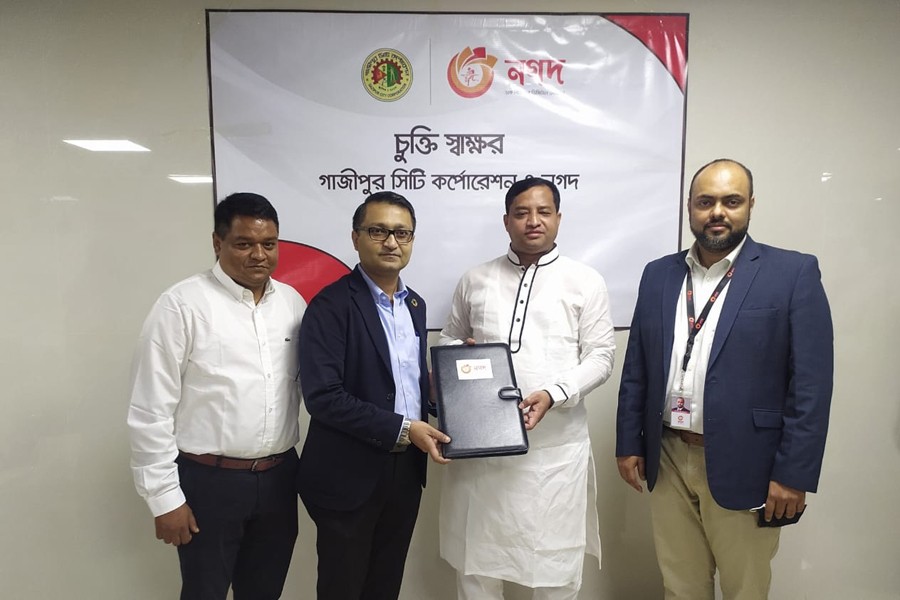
[0,1,897,598]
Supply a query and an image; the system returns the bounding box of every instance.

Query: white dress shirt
[664,238,746,433]
[127,262,306,517]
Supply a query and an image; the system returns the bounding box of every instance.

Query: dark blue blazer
[616,237,833,510]
[296,267,429,511]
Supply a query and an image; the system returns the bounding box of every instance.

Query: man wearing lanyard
[296,191,450,599]
[127,193,307,599]
[616,159,834,599]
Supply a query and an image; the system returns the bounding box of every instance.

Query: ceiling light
[63,139,150,152]
[168,175,213,184]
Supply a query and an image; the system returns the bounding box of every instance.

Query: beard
[690,219,749,254]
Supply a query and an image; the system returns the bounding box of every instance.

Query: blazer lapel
[405,291,426,341]
[661,253,688,390]
[405,290,429,420]
[349,268,392,373]
[709,237,761,368]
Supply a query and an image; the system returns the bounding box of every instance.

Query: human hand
[464,337,476,346]
[519,390,552,430]
[616,456,646,493]
[409,420,452,464]
[764,480,806,522]
[154,503,199,546]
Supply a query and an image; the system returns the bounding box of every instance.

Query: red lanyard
[681,266,735,372]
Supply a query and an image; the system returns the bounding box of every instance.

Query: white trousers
[457,572,580,600]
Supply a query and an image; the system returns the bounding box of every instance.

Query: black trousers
[303,449,423,600]
[176,450,299,600]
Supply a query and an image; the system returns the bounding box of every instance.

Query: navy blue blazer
[616,237,833,510]
[296,267,430,511]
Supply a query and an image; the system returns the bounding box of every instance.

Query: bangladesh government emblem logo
[447,46,497,98]
[362,48,413,102]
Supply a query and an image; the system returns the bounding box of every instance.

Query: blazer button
[386,393,395,401]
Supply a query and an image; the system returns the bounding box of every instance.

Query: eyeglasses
[356,226,415,244]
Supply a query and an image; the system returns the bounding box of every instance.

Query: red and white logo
[447,47,497,98]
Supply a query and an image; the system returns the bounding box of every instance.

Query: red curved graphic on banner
[604,14,688,92]
[273,241,350,302]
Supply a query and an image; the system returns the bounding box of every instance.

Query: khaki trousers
[649,429,780,600]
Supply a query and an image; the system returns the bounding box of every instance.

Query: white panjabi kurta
[439,246,616,588]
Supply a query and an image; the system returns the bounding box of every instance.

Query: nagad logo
[362,48,413,102]
[447,46,498,98]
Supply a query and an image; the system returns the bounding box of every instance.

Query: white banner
[208,11,688,328]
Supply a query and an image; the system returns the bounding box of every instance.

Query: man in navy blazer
[297,191,450,599]
[616,159,833,599]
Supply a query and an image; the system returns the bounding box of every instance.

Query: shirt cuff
[147,486,187,518]
[546,384,569,408]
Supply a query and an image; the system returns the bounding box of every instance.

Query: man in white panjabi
[439,177,616,599]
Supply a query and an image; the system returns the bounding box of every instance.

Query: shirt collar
[686,235,747,273]
[358,264,408,307]
[212,261,275,303]
[506,244,560,267]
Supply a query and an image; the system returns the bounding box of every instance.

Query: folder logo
[456,358,494,380]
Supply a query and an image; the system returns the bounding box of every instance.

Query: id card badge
[668,391,692,429]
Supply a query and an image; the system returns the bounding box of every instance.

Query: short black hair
[214,192,279,238]
[352,191,416,230]
[688,158,754,199]
[504,177,561,213]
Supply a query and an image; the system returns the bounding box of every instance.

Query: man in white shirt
[439,177,616,600]
[127,193,307,600]
[616,159,833,599]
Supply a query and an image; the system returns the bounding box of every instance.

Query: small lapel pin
[410,298,419,307]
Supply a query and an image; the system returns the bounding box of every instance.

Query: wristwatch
[391,418,412,453]
[398,418,412,445]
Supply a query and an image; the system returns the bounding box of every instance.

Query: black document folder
[430,343,528,459]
